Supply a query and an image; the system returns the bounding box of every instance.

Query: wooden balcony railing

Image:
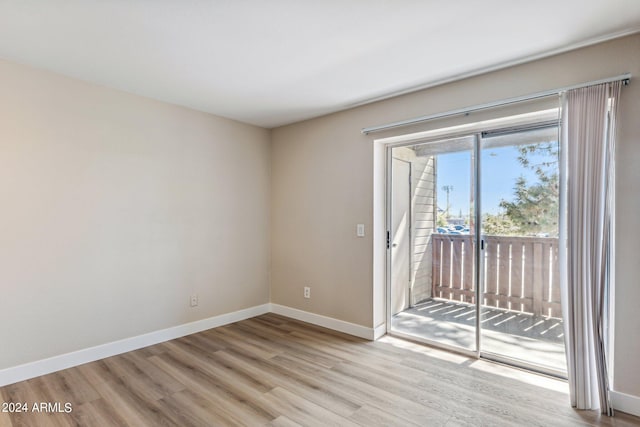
[431,234,561,318]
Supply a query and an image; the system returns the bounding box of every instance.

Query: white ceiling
[1,1,639,128]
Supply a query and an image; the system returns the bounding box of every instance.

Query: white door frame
[379,122,567,378]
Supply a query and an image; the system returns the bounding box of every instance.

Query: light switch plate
[356,223,365,237]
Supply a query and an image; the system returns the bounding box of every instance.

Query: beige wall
[1,33,638,401]
[271,34,640,397]
[0,59,271,370]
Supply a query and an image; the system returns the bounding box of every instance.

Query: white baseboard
[270,303,375,340]
[611,390,640,417]
[3,300,638,418]
[373,323,387,340]
[0,303,378,387]
[0,303,270,387]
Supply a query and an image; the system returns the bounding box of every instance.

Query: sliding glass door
[389,135,477,353]
[388,119,566,376]
[479,125,565,374]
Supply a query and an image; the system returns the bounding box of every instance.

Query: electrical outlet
[303,286,311,299]
[190,294,198,307]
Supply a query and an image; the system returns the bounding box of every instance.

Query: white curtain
[561,80,622,415]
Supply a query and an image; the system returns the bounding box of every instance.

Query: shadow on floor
[391,298,567,373]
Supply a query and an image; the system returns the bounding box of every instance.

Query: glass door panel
[479,126,567,374]
[389,135,477,352]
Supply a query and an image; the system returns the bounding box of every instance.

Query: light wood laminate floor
[1,313,638,426]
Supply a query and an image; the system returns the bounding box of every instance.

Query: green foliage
[495,141,559,236]
[482,213,519,235]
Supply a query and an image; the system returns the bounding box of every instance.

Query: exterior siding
[392,147,437,307]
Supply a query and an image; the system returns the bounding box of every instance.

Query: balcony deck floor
[391,298,567,373]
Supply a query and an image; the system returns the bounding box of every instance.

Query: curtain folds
[561,81,622,415]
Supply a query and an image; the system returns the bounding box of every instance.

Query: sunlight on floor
[469,359,569,394]
[378,335,469,364]
[392,299,567,372]
[379,334,569,395]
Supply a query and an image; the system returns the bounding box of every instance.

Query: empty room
[1,1,640,426]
